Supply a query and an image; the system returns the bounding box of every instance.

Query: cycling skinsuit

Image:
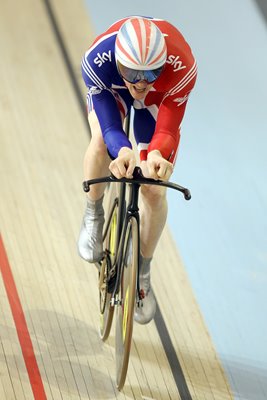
[81,17,197,163]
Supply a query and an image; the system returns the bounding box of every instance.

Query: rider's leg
[132,107,169,258]
[134,173,168,324]
[84,110,110,200]
[132,108,168,323]
[78,111,110,262]
[139,183,167,259]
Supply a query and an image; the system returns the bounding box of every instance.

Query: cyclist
[78,16,197,324]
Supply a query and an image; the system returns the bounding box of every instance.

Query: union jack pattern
[81,16,197,162]
[115,17,167,70]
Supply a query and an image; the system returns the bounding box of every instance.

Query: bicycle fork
[110,181,142,307]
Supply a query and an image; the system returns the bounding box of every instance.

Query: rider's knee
[90,135,107,157]
[141,185,166,209]
[88,111,108,157]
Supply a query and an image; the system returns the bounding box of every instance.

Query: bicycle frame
[83,166,191,304]
[110,177,141,306]
[83,165,191,389]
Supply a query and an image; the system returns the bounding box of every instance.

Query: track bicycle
[83,161,191,390]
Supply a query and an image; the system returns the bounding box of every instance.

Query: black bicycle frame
[83,166,191,303]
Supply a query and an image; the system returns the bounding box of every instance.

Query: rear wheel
[99,189,119,341]
[99,255,114,341]
[115,217,139,390]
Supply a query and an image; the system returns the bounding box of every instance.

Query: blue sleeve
[81,48,132,159]
[92,89,132,158]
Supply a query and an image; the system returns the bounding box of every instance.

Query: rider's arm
[147,96,185,163]
[91,89,132,158]
[81,53,132,159]
[148,79,196,163]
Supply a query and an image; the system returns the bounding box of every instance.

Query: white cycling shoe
[77,197,104,263]
[134,257,156,325]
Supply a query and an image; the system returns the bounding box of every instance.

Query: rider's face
[123,79,153,100]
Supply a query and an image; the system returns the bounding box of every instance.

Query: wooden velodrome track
[0,1,233,399]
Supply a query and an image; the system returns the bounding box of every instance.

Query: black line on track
[42,0,91,137]
[154,302,192,399]
[254,0,267,24]
[43,1,192,398]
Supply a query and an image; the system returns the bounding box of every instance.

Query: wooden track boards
[0,0,233,399]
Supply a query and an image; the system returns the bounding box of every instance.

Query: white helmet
[115,17,167,72]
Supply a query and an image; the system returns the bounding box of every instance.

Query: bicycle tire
[115,216,139,390]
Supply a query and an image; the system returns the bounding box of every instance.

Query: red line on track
[0,234,47,400]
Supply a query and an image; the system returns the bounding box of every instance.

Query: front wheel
[115,217,139,390]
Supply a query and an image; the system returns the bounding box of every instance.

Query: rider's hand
[109,147,136,179]
[145,150,174,181]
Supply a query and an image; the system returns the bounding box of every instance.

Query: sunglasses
[117,61,164,84]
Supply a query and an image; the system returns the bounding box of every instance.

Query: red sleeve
[147,20,197,163]
[148,71,196,163]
